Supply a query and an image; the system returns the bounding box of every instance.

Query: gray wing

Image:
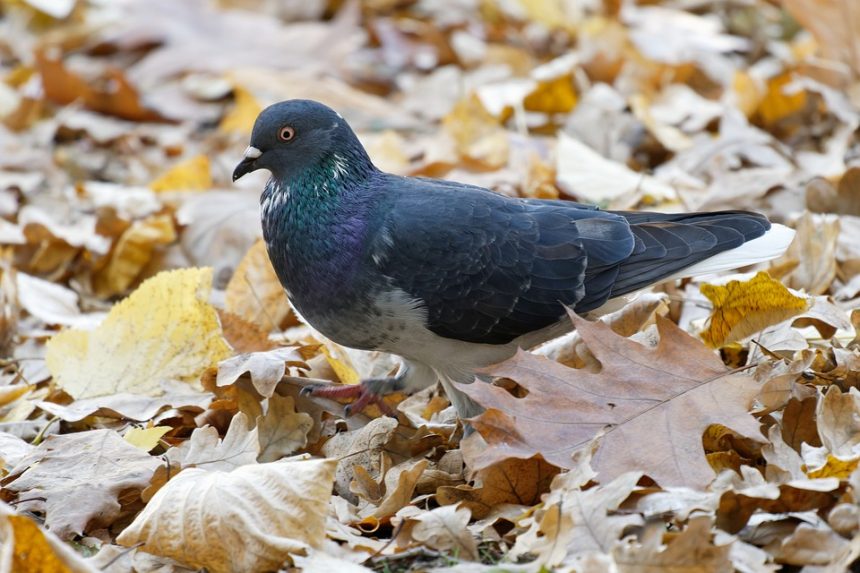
[372,177,637,345]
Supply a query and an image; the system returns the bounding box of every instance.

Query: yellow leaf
[8,514,76,573]
[219,86,262,135]
[442,95,509,170]
[700,272,810,348]
[516,0,575,30]
[755,72,808,127]
[46,268,233,399]
[320,345,360,385]
[93,215,177,297]
[806,453,860,480]
[225,239,292,332]
[523,74,577,114]
[150,155,212,193]
[125,426,171,452]
[731,71,762,118]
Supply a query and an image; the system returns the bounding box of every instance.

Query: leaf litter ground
[0,0,859,571]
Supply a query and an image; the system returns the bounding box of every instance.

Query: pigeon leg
[300,360,437,417]
[301,377,400,417]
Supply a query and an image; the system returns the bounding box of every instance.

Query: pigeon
[233,99,795,421]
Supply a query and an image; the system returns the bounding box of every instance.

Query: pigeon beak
[232,146,263,182]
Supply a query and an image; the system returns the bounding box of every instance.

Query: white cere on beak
[243,146,262,159]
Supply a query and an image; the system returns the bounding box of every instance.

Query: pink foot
[301,378,399,417]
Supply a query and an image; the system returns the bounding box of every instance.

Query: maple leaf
[459,313,764,488]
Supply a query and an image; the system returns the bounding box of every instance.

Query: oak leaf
[4,430,161,538]
[700,271,809,348]
[166,412,258,472]
[511,471,643,566]
[460,313,763,488]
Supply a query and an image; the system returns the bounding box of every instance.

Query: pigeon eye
[278,126,295,142]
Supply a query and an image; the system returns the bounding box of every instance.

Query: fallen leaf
[35,392,211,423]
[46,268,232,399]
[92,214,177,297]
[224,239,293,332]
[149,155,213,193]
[555,132,675,208]
[35,49,165,122]
[511,471,643,566]
[4,430,161,538]
[166,412,258,472]
[257,395,313,463]
[216,346,307,398]
[460,313,763,488]
[779,211,840,295]
[16,272,105,328]
[117,456,337,573]
[784,0,860,76]
[397,504,479,562]
[321,417,399,503]
[219,85,262,135]
[613,515,732,572]
[436,456,559,519]
[124,426,171,452]
[802,386,860,477]
[442,95,509,170]
[700,272,810,348]
[0,500,97,573]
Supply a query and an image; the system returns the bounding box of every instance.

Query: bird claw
[300,379,399,418]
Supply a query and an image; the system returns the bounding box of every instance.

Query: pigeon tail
[604,211,793,300]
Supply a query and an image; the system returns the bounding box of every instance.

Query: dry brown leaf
[779,212,840,295]
[613,516,732,573]
[700,272,810,348]
[803,386,860,478]
[362,458,429,521]
[35,49,165,122]
[320,417,400,502]
[511,471,643,566]
[784,0,860,76]
[166,412,258,472]
[4,430,161,539]
[216,346,307,398]
[257,395,313,463]
[436,456,559,519]
[461,313,763,488]
[225,239,293,332]
[396,504,479,562]
[117,456,337,573]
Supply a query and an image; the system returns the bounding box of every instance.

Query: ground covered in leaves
[0,0,859,571]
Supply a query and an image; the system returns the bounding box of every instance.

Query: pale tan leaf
[117,457,337,573]
[511,471,643,566]
[216,346,307,398]
[257,395,313,463]
[166,412,258,471]
[5,430,160,538]
[613,516,731,573]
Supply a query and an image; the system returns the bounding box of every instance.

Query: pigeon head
[232,99,371,182]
